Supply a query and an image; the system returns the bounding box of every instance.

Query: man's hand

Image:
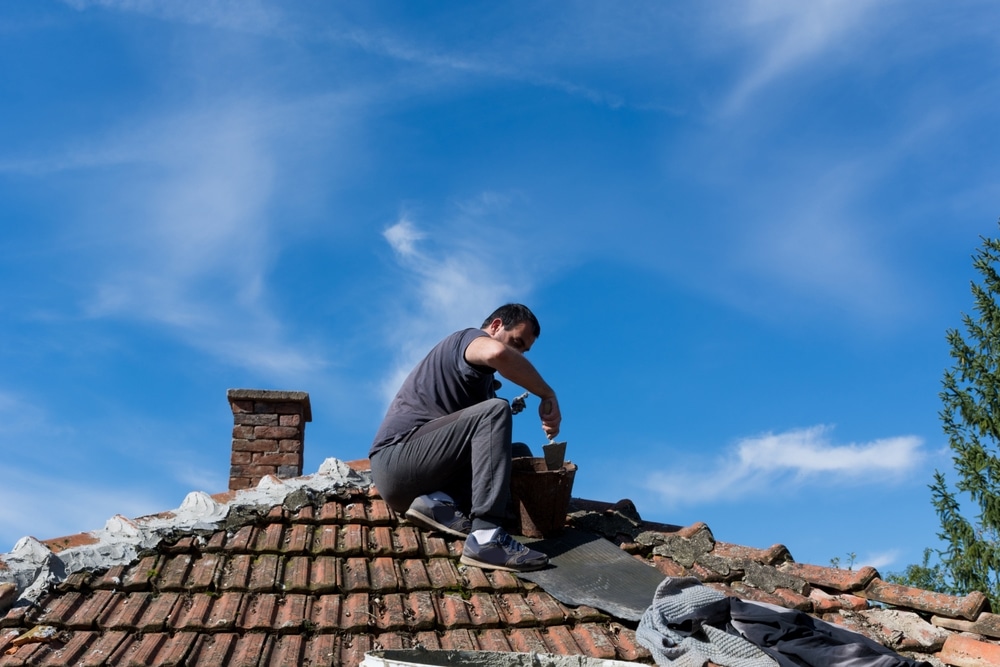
[540,395,561,439]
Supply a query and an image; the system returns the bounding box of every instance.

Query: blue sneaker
[405,495,471,538]
[461,528,548,572]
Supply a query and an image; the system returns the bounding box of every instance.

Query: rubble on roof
[1,459,999,666]
[0,458,371,613]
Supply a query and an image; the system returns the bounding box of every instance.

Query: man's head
[481,303,540,352]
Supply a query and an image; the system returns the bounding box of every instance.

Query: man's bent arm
[466,336,561,438]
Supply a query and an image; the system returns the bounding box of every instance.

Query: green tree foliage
[930,225,1000,605]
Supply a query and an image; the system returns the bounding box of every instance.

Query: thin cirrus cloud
[645,425,924,506]
[718,0,881,115]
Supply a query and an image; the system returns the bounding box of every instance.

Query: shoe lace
[495,531,525,553]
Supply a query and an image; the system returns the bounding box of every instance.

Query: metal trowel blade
[542,441,567,470]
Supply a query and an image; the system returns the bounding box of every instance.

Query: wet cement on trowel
[517,527,665,622]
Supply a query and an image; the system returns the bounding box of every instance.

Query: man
[369,304,561,572]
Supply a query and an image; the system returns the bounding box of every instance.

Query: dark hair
[482,303,541,338]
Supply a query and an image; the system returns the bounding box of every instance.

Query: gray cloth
[637,577,777,667]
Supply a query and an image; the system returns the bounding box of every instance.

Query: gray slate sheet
[517,528,665,621]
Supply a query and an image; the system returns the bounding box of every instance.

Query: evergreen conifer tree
[932,224,1000,605]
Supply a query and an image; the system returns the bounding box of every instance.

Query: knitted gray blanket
[636,577,777,667]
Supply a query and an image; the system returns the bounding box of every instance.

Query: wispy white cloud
[645,425,923,506]
[720,0,881,115]
[62,0,285,36]
[377,204,544,402]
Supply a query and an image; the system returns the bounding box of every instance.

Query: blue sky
[3,1,999,575]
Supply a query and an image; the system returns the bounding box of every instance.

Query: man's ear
[487,318,504,334]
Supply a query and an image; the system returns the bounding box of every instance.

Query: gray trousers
[371,398,513,531]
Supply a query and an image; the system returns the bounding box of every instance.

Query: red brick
[278,414,302,427]
[253,425,301,440]
[231,438,278,453]
[864,578,988,620]
[939,633,1000,667]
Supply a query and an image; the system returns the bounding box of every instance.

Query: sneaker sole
[404,508,469,539]
[459,553,548,572]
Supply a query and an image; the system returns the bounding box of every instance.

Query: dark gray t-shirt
[370,328,496,455]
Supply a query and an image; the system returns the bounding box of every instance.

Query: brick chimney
[227,389,312,491]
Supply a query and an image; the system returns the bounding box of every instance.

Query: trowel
[543,436,567,470]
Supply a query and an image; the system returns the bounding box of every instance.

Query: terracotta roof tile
[3,454,999,666]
